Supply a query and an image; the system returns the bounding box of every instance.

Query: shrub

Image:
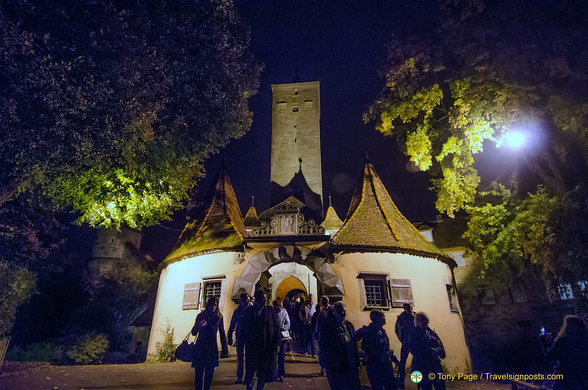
[147,320,176,363]
[66,332,109,364]
[7,342,65,364]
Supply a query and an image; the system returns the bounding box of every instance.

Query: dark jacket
[322,318,359,373]
[191,309,228,368]
[358,323,399,368]
[408,326,445,374]
[228,303,251,344]
[242,304,281,355]
[546,334,588,389]
[395,311,415,343]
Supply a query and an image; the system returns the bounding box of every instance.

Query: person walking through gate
[357,310,400,390]
[322,301,360,390]
[227,293,251,384]
[299,294,316,357]
[408,312,446,390]
[191,296,229,390]
[314,295,331,376]
[242,290,281,390]
[273,300,291,382]
[395,303,414,388]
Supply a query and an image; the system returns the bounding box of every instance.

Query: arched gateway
[231,245,344,301]
[148,81,471,374]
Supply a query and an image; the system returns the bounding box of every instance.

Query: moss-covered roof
[321,205,343,231]
[162,169,245,266]
[331,162,454,265]
[244,206,260,227]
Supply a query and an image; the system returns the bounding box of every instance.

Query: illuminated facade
[148,81,472,373]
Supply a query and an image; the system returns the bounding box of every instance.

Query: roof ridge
[332,164,368,241]
[368,164,400,241]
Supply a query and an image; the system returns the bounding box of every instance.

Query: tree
[366,0,587,306]
[0,0,261,229]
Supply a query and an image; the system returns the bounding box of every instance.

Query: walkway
[1,354,509,390]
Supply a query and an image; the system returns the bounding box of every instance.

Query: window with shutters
[182,282,201,310]
[390,278,414,308]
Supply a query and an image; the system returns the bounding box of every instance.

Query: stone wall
[453,253,575,371]
[271,81,323,201]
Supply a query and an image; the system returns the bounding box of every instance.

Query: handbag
[175,332,195,362]
[281,330,291,341]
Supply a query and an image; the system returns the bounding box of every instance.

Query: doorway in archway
[266,262,318,304]
[275,275,308,303]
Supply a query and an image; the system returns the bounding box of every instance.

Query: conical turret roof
[321,204,343,232]
[244,205,260,227]
[332,162,454,265]
[163,168,245,266]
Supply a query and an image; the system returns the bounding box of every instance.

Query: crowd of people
[188,291,587,390]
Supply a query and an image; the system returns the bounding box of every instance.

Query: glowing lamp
[504,132,526,149]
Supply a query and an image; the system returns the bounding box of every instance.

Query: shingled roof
[162,168,245,267]
[244,205,260,227]
[331,162,454,266]
[321,204,343,232]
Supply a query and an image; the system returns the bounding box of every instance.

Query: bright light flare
[504,132,526,149]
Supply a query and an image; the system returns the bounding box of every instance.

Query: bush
[7,342,65,364]
[66,332,109,364]
[0,261,36,336]
[147,320,176,363]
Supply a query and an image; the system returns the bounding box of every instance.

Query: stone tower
[270,81,323,206]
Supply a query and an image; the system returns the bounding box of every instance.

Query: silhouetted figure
[242,290,281,390]
[357,310,400,390]
[322,302,360,390]
[191,296,228,390]
[395,303,414,389]
[408,312,445,390]
[299,294,316,356]
[315,295,332,376]
[541,315,588,390]
[228,293,251,384]
[273,300,291,382]
[293,297,304,342]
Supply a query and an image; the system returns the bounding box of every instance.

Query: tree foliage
[0,0,261,229]
[367,0,588,303]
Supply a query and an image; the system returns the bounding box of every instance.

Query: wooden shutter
[390,279,413,308]
[182,282,201,310]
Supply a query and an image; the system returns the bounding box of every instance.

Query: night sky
[142,0,519,260]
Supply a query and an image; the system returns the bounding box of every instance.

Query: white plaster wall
[147,252,247,354]
[332,252,472,373]
[268,262,318,300]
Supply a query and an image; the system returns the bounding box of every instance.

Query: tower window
[203,280,222,305]
[292,106,299,112]
[365,279,386,307]
[446,284,459,312]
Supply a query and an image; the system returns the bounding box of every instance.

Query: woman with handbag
[273,300,291,382]
[191,296,228,390]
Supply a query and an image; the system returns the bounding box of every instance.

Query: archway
[231,244,345,300]
[275,275,307,302]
